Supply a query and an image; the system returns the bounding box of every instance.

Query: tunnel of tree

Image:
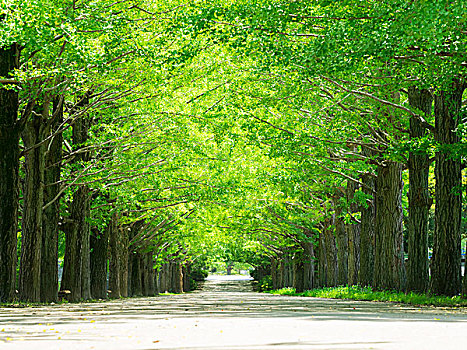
[0,1,467,303]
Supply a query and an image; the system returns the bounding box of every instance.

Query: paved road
[0,276,466,349]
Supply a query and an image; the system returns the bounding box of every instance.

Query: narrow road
[1,275,466,349]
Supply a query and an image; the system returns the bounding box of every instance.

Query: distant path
[1,275,466,349]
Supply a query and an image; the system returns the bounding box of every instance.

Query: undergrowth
[268,285,467,307]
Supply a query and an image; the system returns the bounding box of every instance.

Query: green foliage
[257,275,273,292]
[269,286,467,307]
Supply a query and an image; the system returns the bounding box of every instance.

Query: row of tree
[1,0,467,304]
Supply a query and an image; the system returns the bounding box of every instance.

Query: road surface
[0,275,466,349]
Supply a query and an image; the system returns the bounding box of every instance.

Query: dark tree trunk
[333,193,348,285]
[373,161,406,291]
[59,96,92,302]
[108,213,121,299]
[147,253,156,295]
[130,252,143,297]
[431,81,465,296]
[324,217,337,287]
[182,264,190,292]
[0,44,19,302]
[73,110,92,301]
[90,226,109,299]
[463,241,467,298]
[119,226,129,297]
[173,261,183,293]
[293,256,305,293]
[358,171,376,287]
[271,259,279,290]
[407,87,432,293]
[283,255,293,287]
[79,190,91,300]
[19,104,48,302]
[61,186,90,302]
[302,239,315,290]
[60,220,80,300]
[159,263,169,293]
[41,98,63,303]
[142,253,154,296]
[318,228,326,287]
[346,180,360,286]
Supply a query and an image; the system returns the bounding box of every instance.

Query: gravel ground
[0,275,466,350]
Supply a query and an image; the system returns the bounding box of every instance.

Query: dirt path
[0,275,466,349]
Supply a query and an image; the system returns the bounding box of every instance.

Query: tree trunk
[358,171,376,287]
[373,161,406,291]
[174,261,183,294]
[277,257,285,289]
[333,194,348,286]
[60,219,80,300]
[142,253,155,296]
[293,255,305,293]
[318,228,327,287]
[431,81,464,296]
[407,87,432,293]
[130,252,143,297]
[346,180,360,286]
[463,241,467,298]
[0,44,19,302]
[41,98,63,303]
[73,108,92,301]
[90,226,109,299]
[108,213,121,299]
[119,226,129,297]
[61,186,90,302]
[183,264,190,292]
[324,217,337,287]
[302,239,315,290]
[160,263,169,293]
[73,186,91,300]
[271,259,279,290]
[19,105,48,302]
[283,255,292,287]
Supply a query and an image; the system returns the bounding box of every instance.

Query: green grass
[268,285,467,307]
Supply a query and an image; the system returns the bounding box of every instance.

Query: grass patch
[268,285,467,307]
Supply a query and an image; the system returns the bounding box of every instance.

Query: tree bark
[373,161,406,291]
[431,81,465,296]
[60,219,80,300]
[159,263,169,293]
[173,261,183,294]
[73,108,92,301]
[346,180,360,286]
[19,104,48,302]
[407,87,432,293]
[0,44,19,302]
[333,193,348,286]
[293,255,305,293]
[142,253,154,296]
[324,217,337,287]
[90,225,109,299]
[182,264,190,292]
[41,98,63,303]
[119,226,129,297]
[108,213,121,299]
[358,171,376,287]
[463,241,467,298]
[130,252,143,297]
[318,228,327,287]
[61,186,90,302]
[271,259,279,290]
[59,96,92,302]
[302,239,315,290]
